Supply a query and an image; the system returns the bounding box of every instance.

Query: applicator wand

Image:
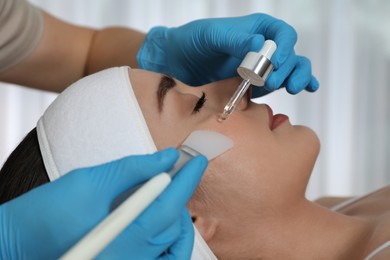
[219,40,277,121]
[61,130,234,259]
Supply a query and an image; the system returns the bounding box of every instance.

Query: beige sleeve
[0,0,44,72]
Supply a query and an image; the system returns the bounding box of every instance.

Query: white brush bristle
[182,130,234,160]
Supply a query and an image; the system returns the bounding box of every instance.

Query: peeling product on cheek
[218,40,277,122]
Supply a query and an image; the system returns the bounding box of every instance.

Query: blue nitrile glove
[0,148,208,259]
[137,13,319,96]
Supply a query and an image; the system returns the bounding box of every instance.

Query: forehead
[129,69,160,100]
[128,69,190,148]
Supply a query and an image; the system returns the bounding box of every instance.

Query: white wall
[1,0,389,199]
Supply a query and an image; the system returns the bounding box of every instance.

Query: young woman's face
[129,68,319,222]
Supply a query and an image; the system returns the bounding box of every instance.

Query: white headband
[37,66,156,179]
[36,66,217,259]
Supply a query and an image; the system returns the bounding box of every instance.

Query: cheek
[142,97,199,150]
[198,153,274,220]
[195,116,320,208]
[195,115,276,198]
[276,125,320,179]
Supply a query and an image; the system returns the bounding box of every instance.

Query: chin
[286,125,320,194]
[295,124,321,160]
[305,126,320,154]
[301,125,321,172]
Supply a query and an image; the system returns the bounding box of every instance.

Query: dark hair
[0,128,49,204]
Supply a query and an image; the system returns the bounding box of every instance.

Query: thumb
[215,32,265,59]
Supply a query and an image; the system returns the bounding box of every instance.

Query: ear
[191,213,218,242]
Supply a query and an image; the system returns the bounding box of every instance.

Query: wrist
[136,26,171,73]
[85,27,146,74]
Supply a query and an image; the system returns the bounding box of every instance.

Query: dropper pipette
[219,40,277,121]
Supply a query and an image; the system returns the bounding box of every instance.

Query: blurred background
[0,0,389,200]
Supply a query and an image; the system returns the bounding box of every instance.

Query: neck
[260,200,371,259]
[215,200,372,259]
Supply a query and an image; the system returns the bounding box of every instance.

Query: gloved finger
[251,86,273,98]
[98,212,183,259]
[210,30,265,60]
[162,209,195,260]
[132,155,207,238]
[129,214,183,258]
[252,14,298,68]
[69,148,179,203]
[306,76,320,92]
[284,56,313,94]
[96,154,205,259]
[265,52,298,91]
[150,216,182,248]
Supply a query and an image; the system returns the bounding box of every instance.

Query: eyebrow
[157,75,177,112]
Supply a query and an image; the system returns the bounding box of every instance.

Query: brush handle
[60,173,171,260]
[110,148,194,211]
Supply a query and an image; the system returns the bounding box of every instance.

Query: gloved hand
[0,148,207,259]
[137,13,319,96]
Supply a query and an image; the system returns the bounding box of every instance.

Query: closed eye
[192,92,206,114]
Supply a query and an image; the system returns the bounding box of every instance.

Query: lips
[271,114,289,130]
[264,104,289,130]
